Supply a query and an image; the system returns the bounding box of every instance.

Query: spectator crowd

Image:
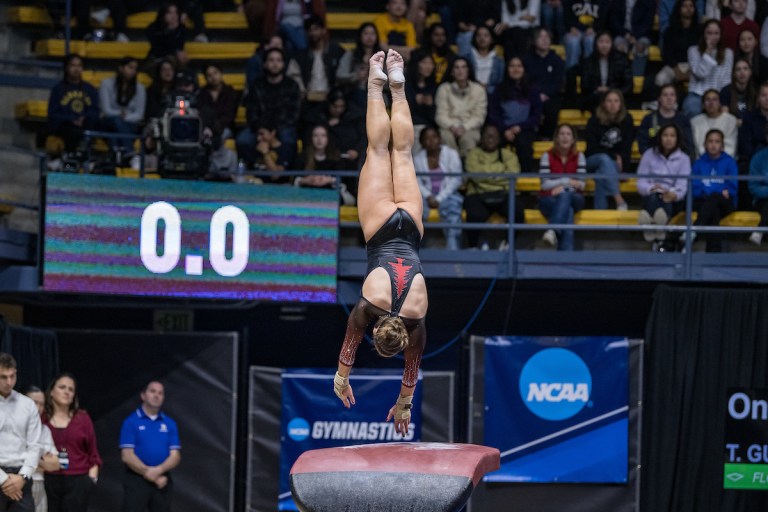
[40,0,768,251]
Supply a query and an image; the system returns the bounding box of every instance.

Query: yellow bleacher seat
[575,76,645,95]
[0,199,15,215]
[34,39,257,60]
[575,210,640,225]
[7,7,391,31]
[720,211,760,227]
[558,109,589,128]
[628,110,646,126]
[115,168,161,178]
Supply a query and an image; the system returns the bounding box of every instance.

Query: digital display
[44,174,338,302]
[723,388,768,490]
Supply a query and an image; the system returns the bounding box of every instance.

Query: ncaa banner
[279,368,422,510]
[484,336,628,483]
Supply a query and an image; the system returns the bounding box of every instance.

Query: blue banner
[483,336,628,483]
[279,368,422,510]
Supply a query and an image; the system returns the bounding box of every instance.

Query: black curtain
[642,285,768,512]
[0,316,59,391]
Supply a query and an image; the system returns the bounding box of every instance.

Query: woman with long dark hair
[461,25,505,93]
[735,28,766,85]
[294,124,356,205]
[337,22,383,106]
[656,0,699,87]
[720,57,757,123]
[579,30,632,113]
[146,3,188,67]
[99,57,146,154]
[637,124,691,247]
[418,23,456,83]
[683,19,734,118]
[42,373,102,512]
[405,52,438,145]
[487,55,542,172]
[144,59,176,120]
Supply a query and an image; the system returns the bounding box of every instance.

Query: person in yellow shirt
[464,124,525,248]
[374,0,417,59]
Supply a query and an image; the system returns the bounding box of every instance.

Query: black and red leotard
[338,208,426,388]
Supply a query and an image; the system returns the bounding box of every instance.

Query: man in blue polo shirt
[119,381,181,512]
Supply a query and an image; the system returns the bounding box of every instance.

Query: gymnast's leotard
[338,208,426,388]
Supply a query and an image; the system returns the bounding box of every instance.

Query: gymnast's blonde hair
[373,317,408,357]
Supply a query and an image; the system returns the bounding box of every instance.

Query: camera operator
[142,69,236,177]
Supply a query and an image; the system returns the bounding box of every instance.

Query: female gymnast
[333,50,428,436]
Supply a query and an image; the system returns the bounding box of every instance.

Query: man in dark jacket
[197,64,241,140]
[236,47,300,167]
[47,54,100,156]
[523,27,565,139]
[291,15,348,132]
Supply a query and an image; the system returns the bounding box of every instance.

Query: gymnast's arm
[334,298,375,407]
[386,318,426,434]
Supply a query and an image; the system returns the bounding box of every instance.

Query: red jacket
[43,410,103,475]
[539,149,586,197]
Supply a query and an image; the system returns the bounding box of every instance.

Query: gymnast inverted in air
[333,50,427,436]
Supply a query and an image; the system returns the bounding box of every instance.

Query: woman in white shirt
[414,125,464,249]
[682,19,734,118]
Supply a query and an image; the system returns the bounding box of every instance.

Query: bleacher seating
[6,1,763,245]
[8,7,384,32]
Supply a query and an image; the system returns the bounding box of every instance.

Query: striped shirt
[687,46,734,96]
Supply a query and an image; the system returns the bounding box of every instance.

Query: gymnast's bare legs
[357,50,424,242]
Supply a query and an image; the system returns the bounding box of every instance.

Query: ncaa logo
[519,348,592,421]
[287,418,310,441]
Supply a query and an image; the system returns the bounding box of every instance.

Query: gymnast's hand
[334,371,356,408]
[386,395,413,435]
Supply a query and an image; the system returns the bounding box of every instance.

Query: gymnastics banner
[43,173,338,302]
[484,336,629,483]
[279,368,422,510]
